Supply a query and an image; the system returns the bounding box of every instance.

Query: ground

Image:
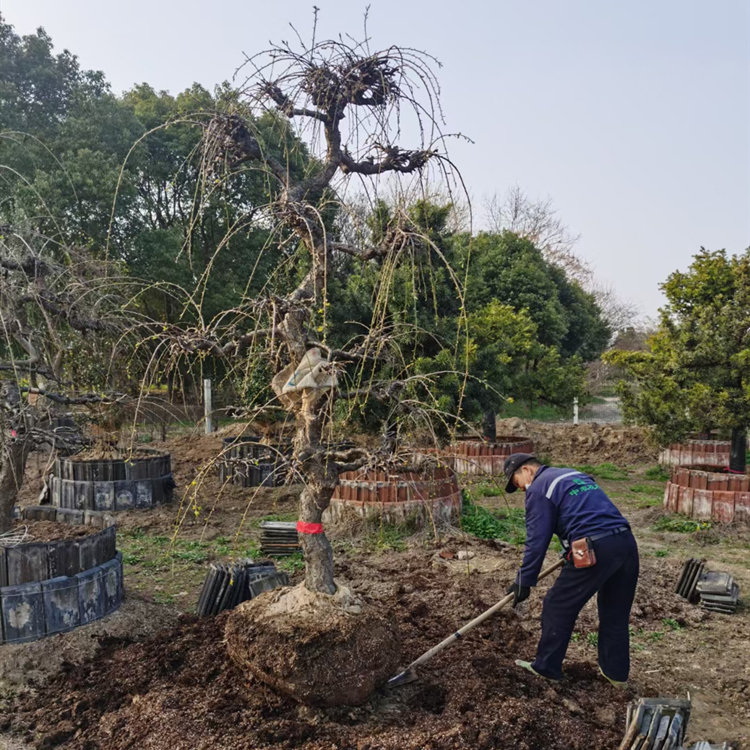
[2,425,749,749]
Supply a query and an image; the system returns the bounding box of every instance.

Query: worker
[503,453,639,687]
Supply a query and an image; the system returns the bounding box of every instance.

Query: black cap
[503,453,537,493]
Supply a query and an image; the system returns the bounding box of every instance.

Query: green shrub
[653,515,712,533]
[461,496,526,543]
[629,483,664,496]
[645,465,670,481]
[574,463,629,481]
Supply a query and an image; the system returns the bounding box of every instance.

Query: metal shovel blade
[386,665,419,688]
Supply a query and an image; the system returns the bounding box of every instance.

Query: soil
[0,596,179,695]
[71,446,161,461]
[4,534,750,749]
[6,543,638,750]
[18,435,301,543]
[681,465,747,475]
[4,426,750,749]
[226,584,400,707]
[111,434,300,541]
[9,519,94,543]
[496,418,659,466]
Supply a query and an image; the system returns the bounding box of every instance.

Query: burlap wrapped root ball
[225,582,401,707]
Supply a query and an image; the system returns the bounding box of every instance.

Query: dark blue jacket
[517,466,629,586]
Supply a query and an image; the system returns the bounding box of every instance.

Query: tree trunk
[298,475,337,594]
[482,409,497,442]
[0,440,31,533]
[729,428,747,473]
[291,387,338,595]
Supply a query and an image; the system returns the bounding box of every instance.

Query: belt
[588,526,630,543]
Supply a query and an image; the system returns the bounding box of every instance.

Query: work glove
[506,581,531,608]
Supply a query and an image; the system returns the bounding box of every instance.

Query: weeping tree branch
[21,387,129,406]
[170,29,464,595]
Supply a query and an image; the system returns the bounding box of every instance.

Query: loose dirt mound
[497,418,658,466]
[10,547,633,750]
[73,446,160,461]
[9,520,94,543]
[226,583,400,706]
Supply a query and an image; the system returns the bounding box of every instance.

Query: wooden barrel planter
[218,437,292,488]
[445,435,534,476]
[50,448,174,512]
[325,466,462,526]
[659,440,731,468]
[1,506,123,644]
[663,466,750,524]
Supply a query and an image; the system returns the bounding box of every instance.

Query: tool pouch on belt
[570,537,597,568]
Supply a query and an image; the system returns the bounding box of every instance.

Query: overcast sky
[3,0,749,319]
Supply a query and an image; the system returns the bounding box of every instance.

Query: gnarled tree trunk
[297,465,338,594]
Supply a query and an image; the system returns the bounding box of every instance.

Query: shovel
[387,557,565,688]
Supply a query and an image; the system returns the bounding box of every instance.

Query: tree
[0,18,315,341]
[0,224,134,531]
[443,229,608,427]
[485,186,640,333]
[606,248,750,472]
[328,205,603,438]
[415,301,537,439]
[486,185,584,278]
[164,33,465,595]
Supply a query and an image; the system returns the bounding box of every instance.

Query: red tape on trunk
[296,521,324,535]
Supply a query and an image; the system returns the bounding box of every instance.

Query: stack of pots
[50,448,174,512]
[1,506,123,643]
[326,464,462,526]
[444,435,534,476]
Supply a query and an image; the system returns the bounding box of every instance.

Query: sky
[3,0,749,320]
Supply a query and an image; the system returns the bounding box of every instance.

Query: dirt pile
[225,583,400,707]
[73,446,161,461]
[10,519,94,543]
[10,546,632,750]
[497,418,659,466]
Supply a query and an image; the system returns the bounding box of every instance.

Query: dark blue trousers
[531,530,639,681]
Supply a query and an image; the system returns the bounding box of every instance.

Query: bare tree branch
[340,145,436,176]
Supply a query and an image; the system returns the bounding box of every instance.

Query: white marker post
[573,397,579,426]
[204,378,213,434]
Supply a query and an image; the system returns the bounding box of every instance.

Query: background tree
[447,229,609,429]
[606,248,750,472]
[0,17,318,404]
[329,202,609,437]
[0,224,134,531]
[485,186,640,334]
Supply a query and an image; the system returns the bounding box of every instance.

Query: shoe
[514,660,558,681]
[599,665,628,689]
